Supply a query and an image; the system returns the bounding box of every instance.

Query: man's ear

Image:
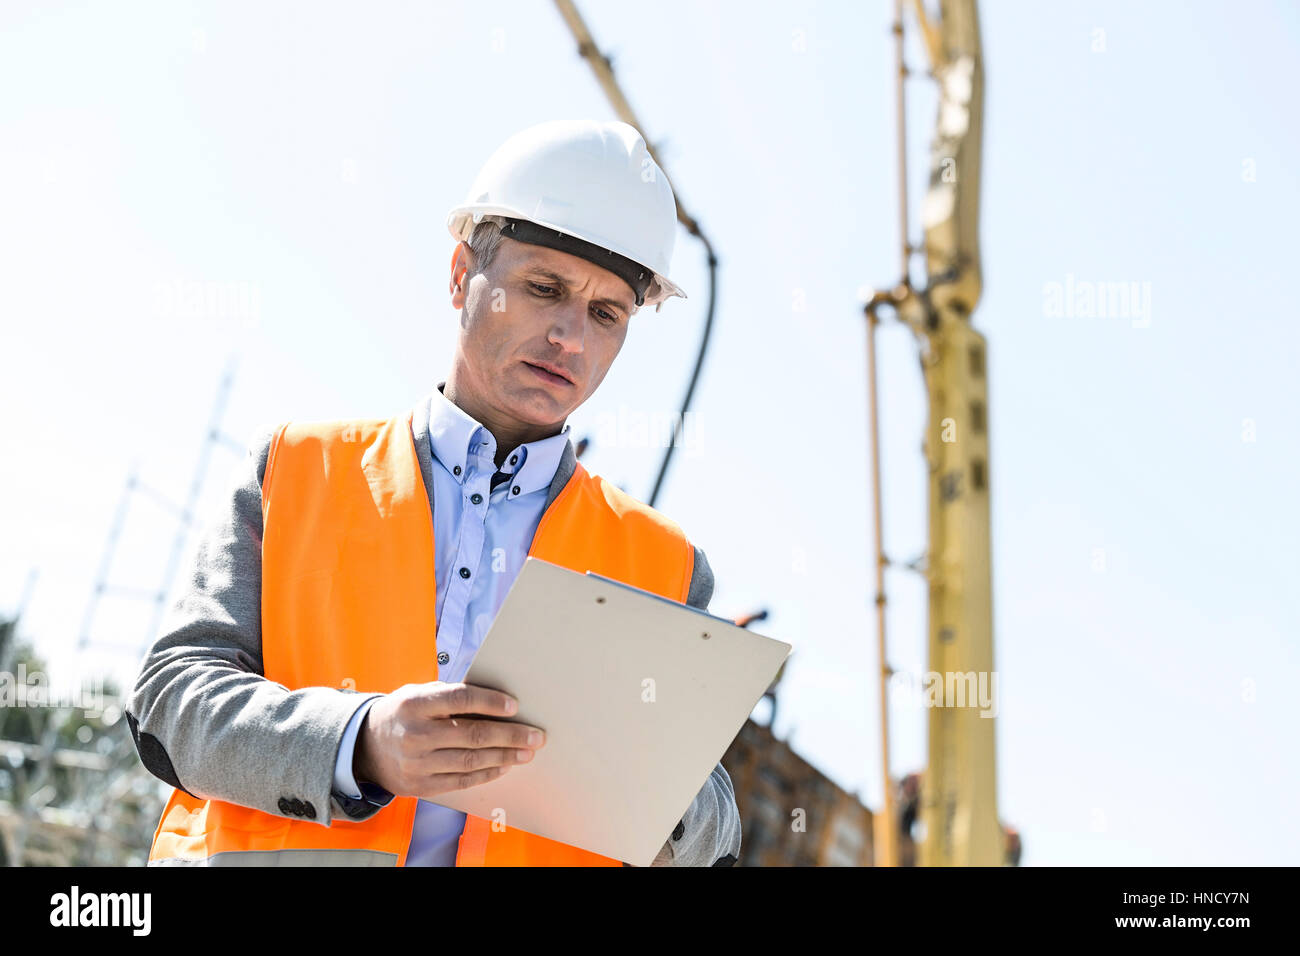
[450,242,472,307]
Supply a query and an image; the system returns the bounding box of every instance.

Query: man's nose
[547,301,587,352]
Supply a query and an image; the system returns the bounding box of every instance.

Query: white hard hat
[447,119,687,312]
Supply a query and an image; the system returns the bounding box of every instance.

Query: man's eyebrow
[522,266,634,314]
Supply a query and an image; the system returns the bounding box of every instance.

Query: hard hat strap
[500,217,652,308]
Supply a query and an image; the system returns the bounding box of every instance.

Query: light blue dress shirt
[332,382,571,866]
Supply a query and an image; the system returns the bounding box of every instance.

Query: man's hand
[353,681,546,799]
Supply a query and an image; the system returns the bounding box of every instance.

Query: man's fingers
[420,765,513,795]
[426,746,535,775]
[415,681,519,719]
[432,716,545,751]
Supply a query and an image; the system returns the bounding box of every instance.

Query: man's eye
[531,282,617,324]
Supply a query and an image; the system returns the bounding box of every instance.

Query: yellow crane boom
[868,0,999,867]
[910,0,999,868]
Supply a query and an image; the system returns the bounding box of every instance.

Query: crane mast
[870,0,998,866]
[909,0,999,868]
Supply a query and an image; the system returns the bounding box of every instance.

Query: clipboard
[428,555,792,866]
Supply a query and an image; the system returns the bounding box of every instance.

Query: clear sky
[2,0,1296,865]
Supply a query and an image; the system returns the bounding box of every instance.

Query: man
[126,119,742,866]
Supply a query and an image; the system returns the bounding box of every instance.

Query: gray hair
[462,214,641,315]
[464,215,509,276]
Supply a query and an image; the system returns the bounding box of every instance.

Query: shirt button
[459,567,471,579]
[437,651,450,666]
[512,486,520,495]
[453,465,461,476]
[470,493,483,504]
[510,454,518,465]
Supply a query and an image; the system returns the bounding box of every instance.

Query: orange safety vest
[148,410,696,866]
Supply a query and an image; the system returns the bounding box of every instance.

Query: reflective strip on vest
[148,411,694,866]
[153,849,398,866]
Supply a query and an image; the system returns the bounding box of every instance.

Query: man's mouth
[523,360,575,387]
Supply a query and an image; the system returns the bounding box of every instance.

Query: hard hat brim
[447,205,687,308]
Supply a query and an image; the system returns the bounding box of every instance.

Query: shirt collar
[426,380,571,497]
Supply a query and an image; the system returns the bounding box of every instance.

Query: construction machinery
[867,0,1003,866]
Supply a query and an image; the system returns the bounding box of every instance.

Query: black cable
[649,236,717,508]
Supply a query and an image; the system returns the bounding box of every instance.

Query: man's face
[448,235,635,429]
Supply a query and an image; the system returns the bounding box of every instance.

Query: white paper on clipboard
[428,556,792,866]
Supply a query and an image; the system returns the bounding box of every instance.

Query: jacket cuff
[654,762,742,866]
[329,780,396,822]
[327,694,391,823]
[332,697,379,797]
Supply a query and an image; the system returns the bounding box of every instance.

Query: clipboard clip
[582,569,731,624]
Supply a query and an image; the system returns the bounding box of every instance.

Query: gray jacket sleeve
[646,546,743,867]
[124,426,387,828]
